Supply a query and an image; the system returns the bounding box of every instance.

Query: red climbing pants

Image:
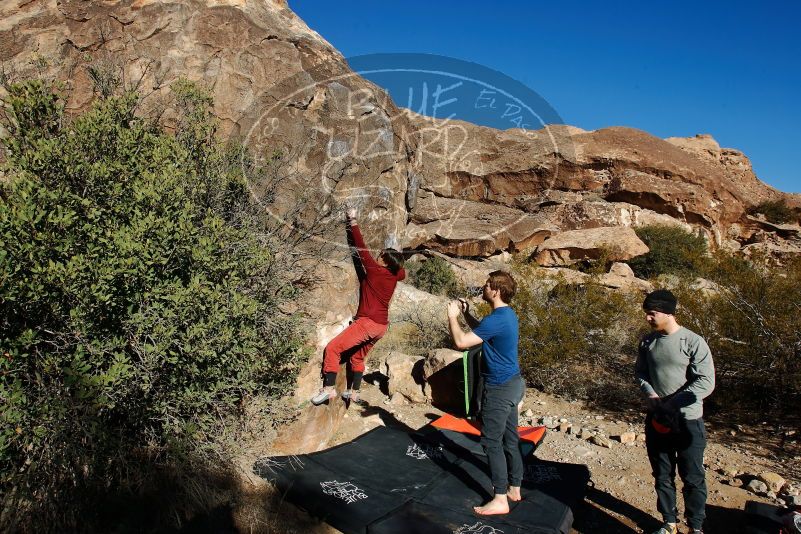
[322,317,387,374]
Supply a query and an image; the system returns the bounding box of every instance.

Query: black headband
[643,289,677,315]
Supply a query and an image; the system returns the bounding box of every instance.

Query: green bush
[748,199,798,224]
[628,224,708,279]
[512,263,644,403]
[511,249,801,420]
[0,80,307,530]
[407,256,460,297]
[675,252,801,415]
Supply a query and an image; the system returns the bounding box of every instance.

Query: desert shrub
[504,245,801,423]
[675,252,801,416]
[748,199,798,224]
[0,80,308,531]
[406,256,460,297]
[512,264,644,404]
[570,245,617,275]
[390,312,453,356]
[628,224,708,279]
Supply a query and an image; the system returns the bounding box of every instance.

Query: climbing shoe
[311,387,336,406]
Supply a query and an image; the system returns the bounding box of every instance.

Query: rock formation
[4,0,799,260]
[4,0,801,451]
[408,114,800,254]
[532,226,649,267]
[2,0,417,251]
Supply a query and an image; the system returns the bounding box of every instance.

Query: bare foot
[473,494,509,515]
[507,486,522,502]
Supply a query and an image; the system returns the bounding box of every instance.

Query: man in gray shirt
[635,289,715,534]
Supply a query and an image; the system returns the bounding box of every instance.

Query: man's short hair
[488,270,517,303]
[643,289,677,315]
[381,249,405,275]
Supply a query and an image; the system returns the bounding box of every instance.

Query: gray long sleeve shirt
[635,326,716,420]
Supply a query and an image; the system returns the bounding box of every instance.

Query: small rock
[758,472,786,493]
[589,435,613,448]
[720,466,739,478]
[362,414,385,428]
[595,415,604,420]
[573,445,595,459]
[767,491,777,500]
[747,479,768,495]
[540,416,553,427]
[558,422,571,433]
[728,478,743,488]
[523,409,534,418]
[559,418,568,423]
[614,432,636,444]
[784,495,801,507]
[636,433,646,442]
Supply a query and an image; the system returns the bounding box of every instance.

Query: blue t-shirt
[472,306,520,385]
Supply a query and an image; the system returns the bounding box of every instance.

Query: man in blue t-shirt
[447,270,525,516]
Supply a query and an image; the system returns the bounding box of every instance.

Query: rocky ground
[245,365,800,534]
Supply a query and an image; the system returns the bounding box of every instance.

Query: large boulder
[438,252,514,290]
[292,260,358,401]
[598,262,653,292]
[384,352,426,403]
[422,348,466,411]
[388,282,450,322]
[407,113,800,247]
[533,227,649,266]
[519,264,651,293]
[273,259,357,453]
[406,193,553,256]
[271,381,347,454]
[6,0,799,254]
[1,0,418,247]
[423,348,464,378]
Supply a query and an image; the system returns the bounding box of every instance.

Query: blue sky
[291,1,800,193]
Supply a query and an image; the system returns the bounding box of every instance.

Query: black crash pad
[254,424,589,534]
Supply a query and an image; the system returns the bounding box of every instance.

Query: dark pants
[480,374,525,495]
[645,416,707,530]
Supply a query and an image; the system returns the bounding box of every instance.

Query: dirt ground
[259,367,799,534]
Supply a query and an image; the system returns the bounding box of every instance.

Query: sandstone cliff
[4,0,798,261]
